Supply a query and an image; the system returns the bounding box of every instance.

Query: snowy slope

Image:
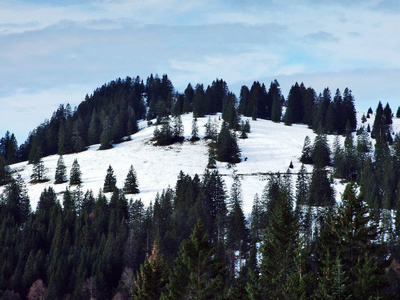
[2,111,398,214]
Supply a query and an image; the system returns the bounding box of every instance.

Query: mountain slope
[1,111,387,214]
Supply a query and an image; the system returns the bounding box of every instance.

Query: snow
[2,110,399,215]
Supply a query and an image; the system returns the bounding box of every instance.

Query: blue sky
[1,0,400,143]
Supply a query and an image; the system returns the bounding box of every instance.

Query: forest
[1,74,400,299]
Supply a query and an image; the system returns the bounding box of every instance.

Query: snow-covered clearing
[2,111,397,215]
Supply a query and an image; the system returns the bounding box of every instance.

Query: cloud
[304,31,338,44]
[373,0,400,12]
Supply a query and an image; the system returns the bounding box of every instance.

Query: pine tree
[54,155,67,184]
[123,165,139,194]
[103,165,117,193]
[69,158,82,185]
[163,220,227,299]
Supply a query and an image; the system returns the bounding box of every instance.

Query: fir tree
[69,159,82,185]
[54,155,67,184]
[123,165,139,194]
[103,165,117,193]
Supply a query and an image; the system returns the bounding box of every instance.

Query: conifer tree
[300,136,313,164]
[163,220,227,299]
[30,157,47,183]
[309,165,334,207]
[133,242,170,300]
[216,122,240,163]
[54,155,67,184]
[312,133,331,167]
[123,165,139,194]
[191,117,200,141]
[69,158,82,185]
[295,164,309,206]
[271,93,282,123]
[226,176,249,274]
[103,165,117,193]
[260,190,298,299]
[100,115,113,150]
[207,147,217,169]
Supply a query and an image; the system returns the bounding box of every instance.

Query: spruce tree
[260,190,298,299]
[103,165,117,193]
[133,242,170,299]
[69,159,82,185]
[216,122,240,163]
[300,136,313,164]
[54,155,67,184]
[163,220,227,299]
[191,117,200,141]
[123,165,139,194]
[30,157,47,183]
[271,93,282,123]
[207,147,217,169]
[312,133,331,168]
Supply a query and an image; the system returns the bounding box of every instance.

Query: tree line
[0,74,357,169]
[1,160,399,298]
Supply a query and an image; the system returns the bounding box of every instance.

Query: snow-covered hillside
[2,111,397,214]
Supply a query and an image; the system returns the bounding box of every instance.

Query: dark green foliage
[207,147,217,169]
[216,122,240,163]
[259,190,298,299]
[163,220,227,299]
[204,117,218,140]
[0,156,11,186]
[286,82,304,124]
[69,159,82,185]
[132,243,170,299]
[300,135,313,164]
[222,92,239,130]
[153,117,184,146]
[191,117,199,141]
[317,183,382,299]
[309,165,334,207]
[54,155,67,184]
[271,93,282,122]
[0,131,18,165]
[123,165,139,194]
[103,165,117,193]
[30,158,48,183]
[312,133,331,168]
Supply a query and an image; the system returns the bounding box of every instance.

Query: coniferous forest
[1,74,400,299]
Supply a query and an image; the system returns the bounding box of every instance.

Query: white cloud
[1,0,400,142]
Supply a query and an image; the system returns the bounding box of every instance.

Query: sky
[1,0,400,144]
